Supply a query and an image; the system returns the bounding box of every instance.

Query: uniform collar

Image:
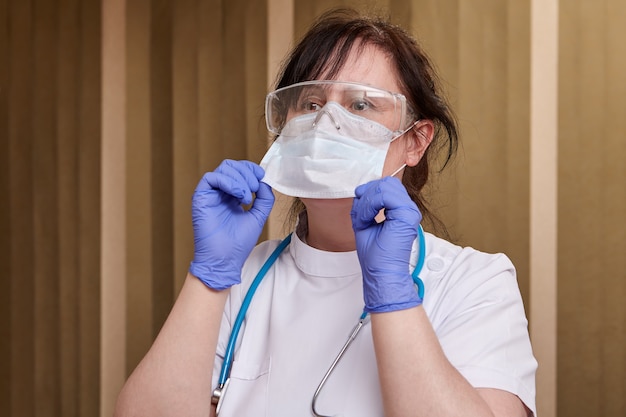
[289,229,362,278]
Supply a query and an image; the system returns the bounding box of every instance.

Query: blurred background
[0,0,624,416]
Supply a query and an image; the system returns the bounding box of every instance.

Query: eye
[297,93,325,113]
[350,99,371,112]
[303,100,323,112]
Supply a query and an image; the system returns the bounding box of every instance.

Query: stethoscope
[211,226,427,416]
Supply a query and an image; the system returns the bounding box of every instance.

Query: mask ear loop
[387,118,421,179]
[390,118,420,142]
[389,163,407,178]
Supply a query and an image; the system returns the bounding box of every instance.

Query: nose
[312,103,341,131]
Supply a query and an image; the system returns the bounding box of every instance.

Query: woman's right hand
[189,159,274,290]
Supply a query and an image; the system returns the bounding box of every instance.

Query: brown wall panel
[558,1,626,416]
[0,1,10,416]
[57,0,81,414]
[505,0,531,306]
[245,0,270,161]
[32,0,61,414]
[0,0,104,414]
[119,0,270,382]
[294,0,390,41]
[78,1,102,415]
[2,0,102,415]
[8,1,36,415]
[101,0,126,413]
[172,0,201,294]
[150,0,175,344]
[125,0,155,372]
[223,0,261,160]
[408,1,531,304]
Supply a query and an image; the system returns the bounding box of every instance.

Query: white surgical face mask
[259,102,408,199]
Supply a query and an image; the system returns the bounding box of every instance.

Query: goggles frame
[265,80,414,136]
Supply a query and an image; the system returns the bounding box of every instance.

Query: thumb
[249,181,275,224]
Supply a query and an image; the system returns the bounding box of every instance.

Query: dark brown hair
[274,8,458,237]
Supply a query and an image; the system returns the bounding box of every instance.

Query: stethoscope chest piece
[211,378,230,415]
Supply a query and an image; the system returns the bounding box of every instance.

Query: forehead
[320,44,403,94]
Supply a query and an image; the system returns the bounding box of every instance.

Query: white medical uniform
[212,230,537,417]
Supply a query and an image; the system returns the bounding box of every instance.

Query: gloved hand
[189,159,274,290]
[351,177,422,313]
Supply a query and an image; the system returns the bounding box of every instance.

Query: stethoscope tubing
[217,233,292,387]
[214,226,426,414]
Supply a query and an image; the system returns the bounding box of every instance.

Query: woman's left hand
[351,177,423,313]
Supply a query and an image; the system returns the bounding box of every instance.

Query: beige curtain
[1,0,102,415]
[1,0,625,416]
[557,1,626,416]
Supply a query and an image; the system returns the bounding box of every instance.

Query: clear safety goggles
[265,80,413,137]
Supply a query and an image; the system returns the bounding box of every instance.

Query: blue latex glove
[189,159,274,290]
[351,177,423,313]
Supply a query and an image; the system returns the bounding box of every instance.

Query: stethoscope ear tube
[311,316,370,417]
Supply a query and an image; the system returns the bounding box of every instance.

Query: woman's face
[321,43,432,177]
[299,43,434,214]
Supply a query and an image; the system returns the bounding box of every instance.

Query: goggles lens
[265,81,411,136]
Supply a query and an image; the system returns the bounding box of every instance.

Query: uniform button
[427,258,445,271]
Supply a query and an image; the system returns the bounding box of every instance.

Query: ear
[404,120,435,167]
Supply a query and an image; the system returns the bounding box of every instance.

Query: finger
[196,160,262,204]
[352,178,420,229]
[222,159,266,190]
[351,180,384,230]
[221,160,267,204]
[377,180,422,226]
[248,182,275,225]
[195,170,247,203]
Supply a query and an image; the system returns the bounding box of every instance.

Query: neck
[300,199,356,252]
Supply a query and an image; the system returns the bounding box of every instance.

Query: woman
[115,8,537,417]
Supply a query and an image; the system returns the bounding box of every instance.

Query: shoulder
[420,232,522,327]
[421,233,537,415]
[423,232,516,286]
